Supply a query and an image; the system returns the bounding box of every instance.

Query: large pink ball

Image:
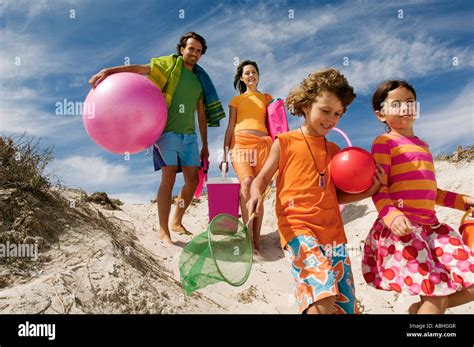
[330,147,375,194]
[83,72,167,154]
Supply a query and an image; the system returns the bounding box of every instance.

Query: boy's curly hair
[286,68,356,117]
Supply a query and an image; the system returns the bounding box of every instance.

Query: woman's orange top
[229,91,272,133]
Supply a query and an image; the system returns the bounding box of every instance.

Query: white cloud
[112,192,156,204]
[416,83,474,152]
[0,85,80,138]
[171,0,473,104]
[49,156,130,187]
[0,0,51,30]
[0,27,126,139]
[2,0,472,194]
[42,153,167,204]
[343,31,474,93]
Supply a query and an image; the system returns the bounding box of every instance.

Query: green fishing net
[179,213,253,295]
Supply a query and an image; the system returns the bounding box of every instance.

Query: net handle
[221,162,227,180]
[246,212,256,227]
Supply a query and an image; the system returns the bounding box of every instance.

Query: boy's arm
[196,99,208,161]
[435,189,472,211]
[89,64,151,88]
[247,139,280,216]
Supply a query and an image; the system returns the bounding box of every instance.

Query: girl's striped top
[371,132,468,227]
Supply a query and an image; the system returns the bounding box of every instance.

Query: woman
[220,60,273,251]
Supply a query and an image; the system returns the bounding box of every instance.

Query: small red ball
[330,147,376,193]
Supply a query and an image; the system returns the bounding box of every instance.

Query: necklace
[299,126,328,189]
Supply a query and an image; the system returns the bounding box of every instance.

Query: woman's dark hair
[372,80,416,112]
[176,32,207,55]
[233,60,260,94]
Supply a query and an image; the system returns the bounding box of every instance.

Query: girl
[247,68,383,314]
[363,80,474,314]
[220,60,273,250]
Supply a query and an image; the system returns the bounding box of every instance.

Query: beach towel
[149,54,225,127]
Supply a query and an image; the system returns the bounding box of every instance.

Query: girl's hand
[219,161,229,173]
[391,215,414,237]
[366,163,384,196]
[247,194,263,217]
[465,196,474,209]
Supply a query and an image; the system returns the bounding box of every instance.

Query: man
[90,32,223,244]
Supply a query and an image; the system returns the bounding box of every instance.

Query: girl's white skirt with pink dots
[362,218,474,296]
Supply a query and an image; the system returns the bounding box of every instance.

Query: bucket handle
[221,162,227,180]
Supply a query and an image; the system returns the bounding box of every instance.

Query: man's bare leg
[157,166,177,244]
[171,166,199,235]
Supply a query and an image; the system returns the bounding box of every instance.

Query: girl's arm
[247,139,280,216]
[219,106,237,172]
[435,189,473,211]
[368,138,406,229]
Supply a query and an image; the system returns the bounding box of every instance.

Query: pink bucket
[207,163,240,221]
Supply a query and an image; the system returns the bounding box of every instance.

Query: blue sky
[1,0,473,203]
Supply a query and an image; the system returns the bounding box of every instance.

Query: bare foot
[158,230,174,245]
[408,301,422,314]
[171,223,193,236]
[252,250,263,263]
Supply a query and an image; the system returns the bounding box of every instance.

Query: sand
[0,158,472,314]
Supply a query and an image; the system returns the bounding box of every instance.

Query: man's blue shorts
[153,132,200,171]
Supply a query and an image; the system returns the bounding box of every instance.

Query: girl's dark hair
[176,32,207,55]
[372,80,417,112]
[233,60,260,94]
[371,80,417,131]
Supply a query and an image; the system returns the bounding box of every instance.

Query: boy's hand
[365,163,384,196]
[391,215,414,237]
[247,194,263,217]
[89,69,109,89]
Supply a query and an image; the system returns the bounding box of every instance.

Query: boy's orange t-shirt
[275,130,347,249]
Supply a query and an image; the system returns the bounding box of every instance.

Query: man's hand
[89,69,109,89]
[88,64,151,89]
[200,146,209,162]
[391,215,414,237]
